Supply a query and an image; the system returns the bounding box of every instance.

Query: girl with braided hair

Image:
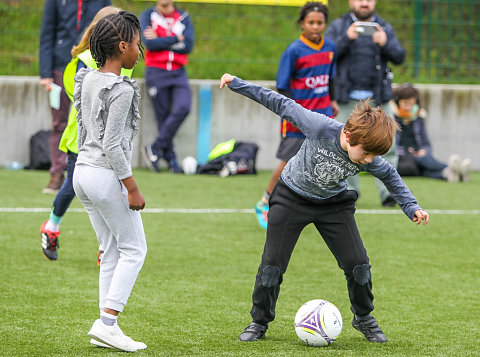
[72,11,147,352]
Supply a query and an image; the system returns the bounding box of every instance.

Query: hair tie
[313,6,319,11]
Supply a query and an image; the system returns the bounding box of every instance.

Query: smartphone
[355,22,378,36]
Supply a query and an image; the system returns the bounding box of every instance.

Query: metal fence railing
[0,0,478,83]
[411,0,480,81]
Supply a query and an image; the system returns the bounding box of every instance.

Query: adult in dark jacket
[39,0,111,194]
[325,0,405,207]
[140,0,195,174]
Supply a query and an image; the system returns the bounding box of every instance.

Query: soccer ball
[294,299,343,347]
[182,156,198,175]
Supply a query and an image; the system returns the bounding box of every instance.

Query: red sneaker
[41,221,60,260]
[97,250,104,267]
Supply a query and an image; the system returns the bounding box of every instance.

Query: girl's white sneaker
[87,319,147,352]
[90,338,112,348]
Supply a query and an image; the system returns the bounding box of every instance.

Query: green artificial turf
[0,169,479,356]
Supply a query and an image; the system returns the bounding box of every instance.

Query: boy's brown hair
[344,100,399,155]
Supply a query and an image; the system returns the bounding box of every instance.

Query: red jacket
[140,6,194,71]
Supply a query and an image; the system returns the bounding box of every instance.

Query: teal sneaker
[254,201,268,229]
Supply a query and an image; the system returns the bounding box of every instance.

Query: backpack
[197,140,259,177]
[26,130,51,170]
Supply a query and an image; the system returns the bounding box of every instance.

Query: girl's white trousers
[73,164,147,312]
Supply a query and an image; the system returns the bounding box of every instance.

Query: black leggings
[250,178,374,324]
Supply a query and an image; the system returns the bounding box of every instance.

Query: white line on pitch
[0,208,480,214]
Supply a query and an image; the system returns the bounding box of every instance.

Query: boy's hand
[413,209,429,225]
[220,73,234,88]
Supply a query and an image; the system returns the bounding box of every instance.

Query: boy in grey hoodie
[220,73,429,344]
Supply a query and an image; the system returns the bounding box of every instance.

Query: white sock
[45,220,60,232]
[100,311,118,326]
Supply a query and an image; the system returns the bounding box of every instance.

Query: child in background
[254,2,338,229]
[40,6,133,264]
[220,73,429,343]
[72,11,147,352]
[393,83,471,182]
[140,0,195,173]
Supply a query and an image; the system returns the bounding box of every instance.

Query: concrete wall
[1,76,479,170]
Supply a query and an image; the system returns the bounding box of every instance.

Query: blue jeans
[52,151,77,217]
[415,153,447,179]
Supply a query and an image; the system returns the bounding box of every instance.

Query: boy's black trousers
[250,178,375,324]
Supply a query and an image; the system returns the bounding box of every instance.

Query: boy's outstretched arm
[219,74,330,138]
[413,209,429,225]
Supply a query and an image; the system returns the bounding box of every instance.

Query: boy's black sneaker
[352,314,387,343]
[41,221,59,261]
[238,322,268,342]
[141,145,161,172]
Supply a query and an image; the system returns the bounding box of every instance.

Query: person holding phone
[325,0,406,207]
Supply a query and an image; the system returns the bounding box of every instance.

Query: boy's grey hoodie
[228,77,422,220]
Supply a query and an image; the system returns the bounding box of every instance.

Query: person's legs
[74,179,118,308]
[254,161,286,230]
[142,67,170,172]
[51,151,78,218]
[313,190,386,342]
[415,153,447,179]
[240,180,312,341]
[250,182,310,324]
[44,70,69,193]
[73,165,147,351]
[158,71,191,168]
[75,166,147,311]
[312,191,373,316]
[150,85,172,155]
[41,151,78,260]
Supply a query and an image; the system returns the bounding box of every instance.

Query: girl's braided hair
[89,11,144,68]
